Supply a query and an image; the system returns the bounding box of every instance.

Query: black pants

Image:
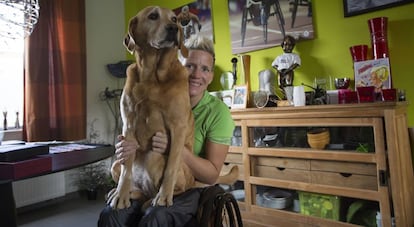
[97,188,202,227]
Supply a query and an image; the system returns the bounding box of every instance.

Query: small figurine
[3,111,7,130]
[271,35,301,97]
[15,111,20,128]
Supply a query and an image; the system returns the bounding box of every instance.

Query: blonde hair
[184,35,215,62]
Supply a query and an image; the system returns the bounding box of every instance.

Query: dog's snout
[165,24,179,42]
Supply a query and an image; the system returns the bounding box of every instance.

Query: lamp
[0,0,40,39]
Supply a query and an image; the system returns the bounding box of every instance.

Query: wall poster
[227,0,315,54]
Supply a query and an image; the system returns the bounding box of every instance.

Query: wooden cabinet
[224,102,413,227]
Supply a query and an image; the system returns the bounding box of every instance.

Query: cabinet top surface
[230,102,408,119]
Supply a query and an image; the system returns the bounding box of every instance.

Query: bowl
[334,78,351,89]
[307,128,330,149]
[262,189,292,209]
[230,189,245,201]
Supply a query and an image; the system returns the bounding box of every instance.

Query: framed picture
[228,0,315,54]
[232,85,248,109]
[343,0,414,17]
[209,90,234,108]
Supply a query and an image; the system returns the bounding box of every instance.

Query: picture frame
[209,90,234,108]
[343,0,414,17]
[232,85,248,109]
[227,0,315,54]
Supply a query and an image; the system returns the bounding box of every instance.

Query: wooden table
[0,144,114,227]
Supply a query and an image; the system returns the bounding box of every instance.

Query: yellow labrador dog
[107,6,195,209]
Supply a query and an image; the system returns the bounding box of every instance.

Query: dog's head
[124,6,188,57]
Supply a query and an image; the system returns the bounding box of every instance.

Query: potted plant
[77,161,113,200]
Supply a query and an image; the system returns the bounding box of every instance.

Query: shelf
[247,148,377,163]
[248,177,382,201]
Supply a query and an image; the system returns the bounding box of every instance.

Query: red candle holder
[349,45,368,62]
[357,86,376,103]
[368,17,389,59]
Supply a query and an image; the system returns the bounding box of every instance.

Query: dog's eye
[148,12,159,20]
[171,16,177,23]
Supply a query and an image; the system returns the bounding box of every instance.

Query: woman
[98,35,235,227]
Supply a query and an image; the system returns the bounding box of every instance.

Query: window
[0,6,24,130]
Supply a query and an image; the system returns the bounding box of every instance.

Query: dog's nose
[165,24,178,41]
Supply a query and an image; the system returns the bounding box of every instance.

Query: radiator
[12,172,66,208]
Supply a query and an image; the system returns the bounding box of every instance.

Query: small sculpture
[271,35,301,97]
[3,111,7,130]
[15,111,20,128]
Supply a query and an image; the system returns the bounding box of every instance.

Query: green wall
[124,0,414,126]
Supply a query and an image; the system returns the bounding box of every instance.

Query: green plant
[356,143,369,153]
[77,162,111,191]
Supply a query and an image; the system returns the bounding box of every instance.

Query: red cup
[349,45,368,62]
[381,88,396,101]
[357,86,376,103]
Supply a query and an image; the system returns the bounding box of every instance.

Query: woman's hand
[152,132,168,154]
[115,132,168,163]
[114,135,139,164]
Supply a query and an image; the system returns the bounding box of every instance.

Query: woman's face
[184,49,214,105]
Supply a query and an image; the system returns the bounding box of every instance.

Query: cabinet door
[241,117,393,226]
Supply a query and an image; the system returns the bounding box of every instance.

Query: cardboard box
[353,58,391,93]
[0,156,52,180]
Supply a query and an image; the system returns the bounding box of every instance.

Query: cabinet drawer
[311,171,377,190]
[225,153,243,164]
[254,165,311,183]
[256,157,310,170]
[311,160,377,176]
[311,160,377,190]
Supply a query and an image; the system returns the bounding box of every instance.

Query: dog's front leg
[107,155,134,209]
[152,127,186,207]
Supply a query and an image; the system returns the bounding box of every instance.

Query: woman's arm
[182,140,229,185]
[116,132,230,185]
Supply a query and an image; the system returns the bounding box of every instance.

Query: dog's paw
[106,188,131,209]
[152,191,173,207]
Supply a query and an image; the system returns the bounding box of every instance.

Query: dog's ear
[124,33,135,54]
[178,26,188,58]
[123,17,138,54]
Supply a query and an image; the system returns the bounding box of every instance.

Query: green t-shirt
[192,91,235,158]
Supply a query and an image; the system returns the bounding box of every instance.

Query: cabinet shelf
[246,148,377,163]
[248,177,382,201]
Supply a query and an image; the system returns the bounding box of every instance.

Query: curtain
[23,0,86,142]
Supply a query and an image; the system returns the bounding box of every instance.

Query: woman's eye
[201,67,211,73]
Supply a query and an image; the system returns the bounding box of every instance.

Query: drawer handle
[276,167,286,171]
[340,173,352,177]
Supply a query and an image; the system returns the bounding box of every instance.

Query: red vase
[368,17,389,59]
